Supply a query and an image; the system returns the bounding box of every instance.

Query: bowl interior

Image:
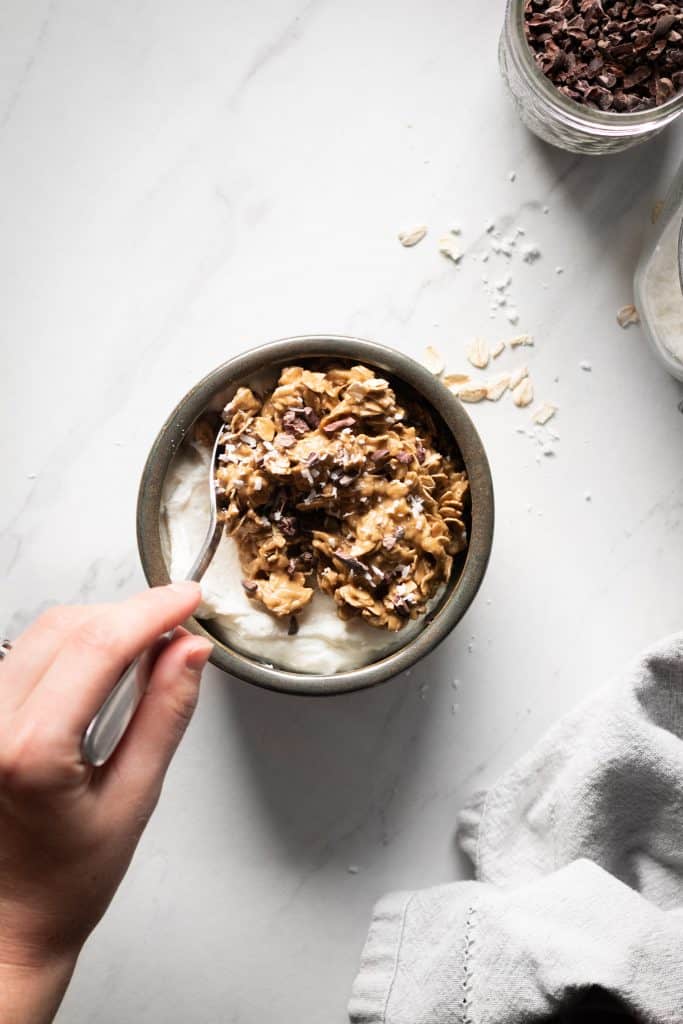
[137,336,494,694]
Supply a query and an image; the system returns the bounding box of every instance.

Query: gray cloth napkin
[349,633,683,1024]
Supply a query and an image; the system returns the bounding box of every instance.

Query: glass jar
[634,163,683,383]
[498,0,683,155]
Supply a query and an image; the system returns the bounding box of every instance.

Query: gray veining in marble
[1,2,682,1022]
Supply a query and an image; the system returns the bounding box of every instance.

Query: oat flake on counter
[617,304,640,328]
[422,345,445,375]
[512,377,534,408]
[438,236,462,263]
[467,337,490,369]
[398,225,428,247]
[532,403,557,426]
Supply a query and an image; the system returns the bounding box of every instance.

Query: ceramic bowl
[137,336,494,695]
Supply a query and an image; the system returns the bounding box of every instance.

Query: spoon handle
[83,425,225,767]
[81,520,224,767]
[80,632,174,767]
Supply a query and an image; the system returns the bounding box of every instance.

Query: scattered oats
[444,372,471,387]
[617,304,640,328]
[398,225,427,247]
[422,345,445,375]
[651,199,665,224]
[492,340,506,358]
[508,170,517,181]
[438,235,462,262]
[555,266,564,274]
[485,373,511,402]
[455,383,488,403]
[579,360,592,371]
[485,219,495,233]
[508,333,533,348]
[532,402,557,426]
[504,308,520,325]
[467,337,490,369]
[521,242,542,263]
[495,274,512,291]
[347,865,360,875]
[509,365,529,389]
[512,376,534,407]
[584,491,592,502]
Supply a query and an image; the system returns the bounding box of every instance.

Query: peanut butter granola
[211,364,469,632]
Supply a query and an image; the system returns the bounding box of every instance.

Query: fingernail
[167,581,202,599]
[184,639,213,672]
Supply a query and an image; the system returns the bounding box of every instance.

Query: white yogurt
[160,441,431,674]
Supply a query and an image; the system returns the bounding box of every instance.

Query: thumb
[100,632,213,809]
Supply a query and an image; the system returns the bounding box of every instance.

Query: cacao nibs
[524,0,683,112]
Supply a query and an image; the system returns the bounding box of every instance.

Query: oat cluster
[212,364,469,632]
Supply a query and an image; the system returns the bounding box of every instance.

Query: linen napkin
[349,632,683,1024]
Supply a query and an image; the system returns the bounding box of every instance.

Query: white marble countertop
[2,2,682,1022]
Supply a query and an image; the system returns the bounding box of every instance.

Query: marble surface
[2,2,682,1021]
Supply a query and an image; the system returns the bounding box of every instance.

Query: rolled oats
[512,376,534,408]
[466,337,490,370]
[399,225,428,247]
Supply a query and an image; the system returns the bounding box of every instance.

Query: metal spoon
[81,426,225,767]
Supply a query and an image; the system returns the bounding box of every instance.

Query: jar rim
[509,0,683,137]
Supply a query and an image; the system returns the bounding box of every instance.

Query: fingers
[20,583,203,740]
[98,631,213,812]
[0,605,109,711]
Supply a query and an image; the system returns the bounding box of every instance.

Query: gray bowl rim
[136,335,494,695]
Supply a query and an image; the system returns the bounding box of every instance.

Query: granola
[211,364,469,632]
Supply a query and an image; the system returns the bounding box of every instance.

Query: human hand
[0,583,212,1023]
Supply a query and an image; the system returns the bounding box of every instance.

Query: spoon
[81,426,225,767]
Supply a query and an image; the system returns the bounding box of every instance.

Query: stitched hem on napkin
[348,890,415,1023]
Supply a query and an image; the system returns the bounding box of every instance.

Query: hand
[0,583,212,1024]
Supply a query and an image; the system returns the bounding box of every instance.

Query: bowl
[137,335,494,695]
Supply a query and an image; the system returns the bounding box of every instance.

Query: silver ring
[0,640,12,660]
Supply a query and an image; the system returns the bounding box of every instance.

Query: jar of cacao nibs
[634,162,683,382]
[499,0,683,154]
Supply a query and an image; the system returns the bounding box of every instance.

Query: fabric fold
[350,633,683,1024]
